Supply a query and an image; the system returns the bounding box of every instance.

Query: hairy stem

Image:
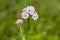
[20,26,25,40]
[27,15,30,40]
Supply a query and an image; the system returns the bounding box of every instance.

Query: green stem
[28,17,30,31]
[27,16,30,40]
[20,26,25,40]
[26,16,30,40]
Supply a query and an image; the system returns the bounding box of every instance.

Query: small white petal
[26,6,35,14]
[29,12,34,15]
[32,12,38,20]
[16,19,23,25]
[22,12,29,19]
[23,8,27,12]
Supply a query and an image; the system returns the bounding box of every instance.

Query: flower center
[28,10,30,11]
[25,15,27,17]
[34,16,37,18]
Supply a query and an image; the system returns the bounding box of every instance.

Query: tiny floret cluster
[16,19,23,25]
[22,6,39,20]
[22,12,29,19]
[32,12,38,20]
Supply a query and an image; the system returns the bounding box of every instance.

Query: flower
[22,12,29,19]
[22,6,39,20]
[32,12,38,20]
[16,19,23,25]
[23,6,35,15]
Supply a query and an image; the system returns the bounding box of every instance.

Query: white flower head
[23,6,35,15]
[16,19,23,25]
[32,12,38,20]
[22,12,29,19]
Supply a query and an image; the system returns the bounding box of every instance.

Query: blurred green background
[0,0,60,40]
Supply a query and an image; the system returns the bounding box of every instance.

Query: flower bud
[32,12,38,20]
[22,12,29,19]
[16,19,23,25]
